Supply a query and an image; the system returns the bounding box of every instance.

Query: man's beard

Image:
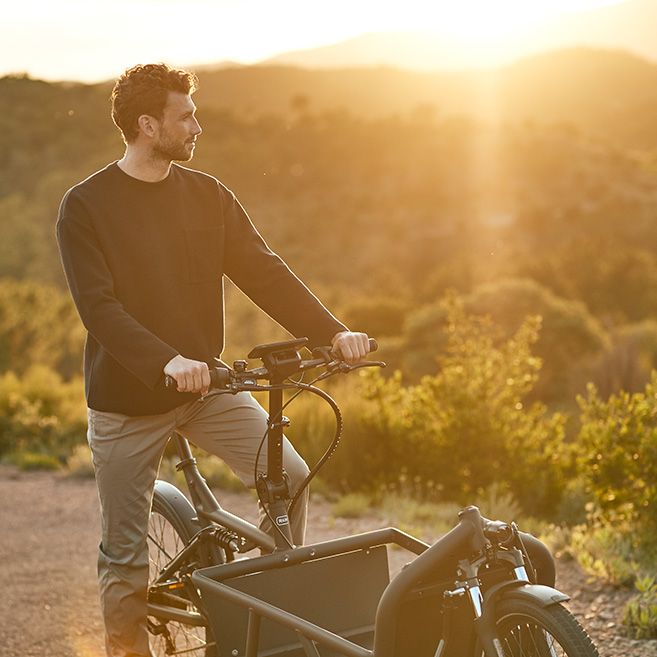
[152,132,194,162]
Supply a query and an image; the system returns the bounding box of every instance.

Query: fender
[153,479,200,537]
[474,581,570,656]
[153,479,227,566]
[494,582,570,608]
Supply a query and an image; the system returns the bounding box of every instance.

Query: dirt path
[1,465,655,657]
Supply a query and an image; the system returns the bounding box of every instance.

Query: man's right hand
[163,355,211,394]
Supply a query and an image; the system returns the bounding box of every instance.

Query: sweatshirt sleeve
[56,188,179,390]
[221,187,348,348]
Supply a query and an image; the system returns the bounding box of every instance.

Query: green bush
[577,374,657,545]
[66,443,95,479]
[156,453,248,493]
[0,278,85,378]
[362,298,569,517]
[331,492,373,519]
[5,450,61,471]
[287,298,569,518]
[569,521,640,586]
[0,366,87,457]
[572,378,657,584]
[624,577,657,639]
[195,454,248,492]
[378,493,460,538]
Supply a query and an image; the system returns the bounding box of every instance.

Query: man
[56,63,370,657]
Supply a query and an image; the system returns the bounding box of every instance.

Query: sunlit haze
[1,0,628,82]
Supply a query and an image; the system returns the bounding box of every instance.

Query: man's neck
[117,148,172,182]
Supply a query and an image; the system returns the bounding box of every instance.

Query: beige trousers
[87,391,310,657]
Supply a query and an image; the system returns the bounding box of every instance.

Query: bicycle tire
[148,487,217,657]
[479,598,600,657]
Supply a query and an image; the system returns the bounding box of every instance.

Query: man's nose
[192,118,202,136]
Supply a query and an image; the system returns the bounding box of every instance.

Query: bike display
[146,338,600,657]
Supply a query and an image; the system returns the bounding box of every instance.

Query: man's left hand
[331,331,370,364]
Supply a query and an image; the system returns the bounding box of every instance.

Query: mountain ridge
[4,47,657,151]
[260,0,657,71]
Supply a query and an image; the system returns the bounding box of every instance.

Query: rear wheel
[487,598,600,657]
[147,490,217,656]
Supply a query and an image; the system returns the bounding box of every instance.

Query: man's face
[151,92,202,162]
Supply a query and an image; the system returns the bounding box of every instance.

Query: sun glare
[0,0,629,81]
[383,0,624,41]
[416,4,543,41]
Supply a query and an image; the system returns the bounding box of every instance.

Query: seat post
[259,378,294,549]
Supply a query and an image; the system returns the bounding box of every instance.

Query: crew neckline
[111,161,176,187]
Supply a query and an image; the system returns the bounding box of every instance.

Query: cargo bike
[146,338,600,657]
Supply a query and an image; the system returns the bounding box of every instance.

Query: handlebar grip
[209,367,232,389]
[164,367,232,391]
[368,338,378,353]
[483,519,513,543]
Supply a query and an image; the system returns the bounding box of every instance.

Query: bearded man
[56,63,370,657]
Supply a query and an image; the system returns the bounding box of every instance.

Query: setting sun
[377,0,622,36]
[0,0,630,81]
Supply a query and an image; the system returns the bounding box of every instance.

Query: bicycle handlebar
[164,338,383,392]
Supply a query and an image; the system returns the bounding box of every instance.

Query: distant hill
[3,47,657,160]
[262,0,657,70]
[263,32,471,71]
[193,48,657,149]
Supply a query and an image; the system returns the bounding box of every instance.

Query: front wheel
[147,486,218,657]
[484,598,600,657]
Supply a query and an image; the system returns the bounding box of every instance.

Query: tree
[401,280,609,404]
[357,298,568,516]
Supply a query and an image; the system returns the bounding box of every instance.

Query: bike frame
[148,340,567,657]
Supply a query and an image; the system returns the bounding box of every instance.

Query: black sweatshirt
[56,162,346,416]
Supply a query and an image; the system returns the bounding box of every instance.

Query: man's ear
[137,114,157,138]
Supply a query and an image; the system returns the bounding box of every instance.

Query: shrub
[0,366,87,457]
[156,458,186,489]
[287,298,569,516]
[569,521,640,586]
[624,577,657,639]
[0,278,85,378]
[5,450,61,471]
[577,374,657,546]
[378,493,460,538]
[358,298,569,517]
[331,493,373,519]
[66,444,95,479]
[195,454,247,492]
[473,483,523,524]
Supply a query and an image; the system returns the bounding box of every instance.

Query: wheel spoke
[147,508,210,657]
[491,603,597,657]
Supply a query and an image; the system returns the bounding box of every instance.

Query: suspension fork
[441,507,532,657]
[445,558,506,657]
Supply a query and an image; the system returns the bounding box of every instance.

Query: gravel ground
[1,465,655,657]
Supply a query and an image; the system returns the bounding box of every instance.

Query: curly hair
[110,63,199,143]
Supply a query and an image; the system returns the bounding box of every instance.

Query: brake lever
[330,360,387,373]
[311,346,334,362]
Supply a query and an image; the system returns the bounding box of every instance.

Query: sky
[1,0,625,83]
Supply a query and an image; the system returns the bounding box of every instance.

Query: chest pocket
[184,227,223,283]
